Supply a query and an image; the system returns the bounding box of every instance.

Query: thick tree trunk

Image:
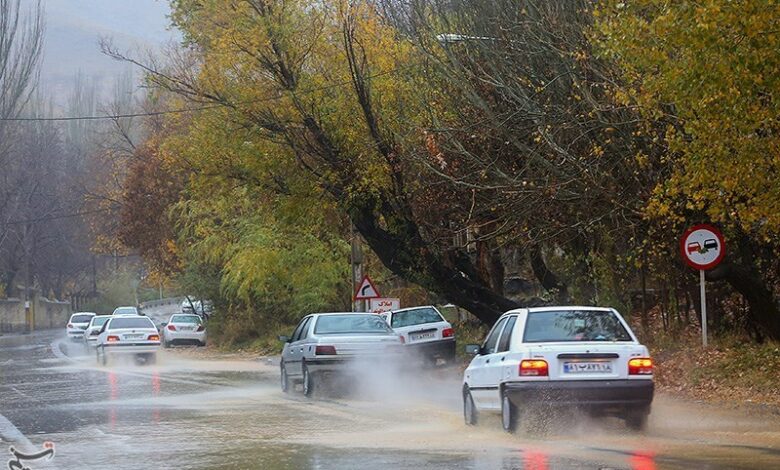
[707,262,780,341]
[529,245,568,301]
[349,201,519,326]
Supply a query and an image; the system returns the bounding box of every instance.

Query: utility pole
[350,224,364,312]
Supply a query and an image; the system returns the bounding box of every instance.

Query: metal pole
[700,269,707,347]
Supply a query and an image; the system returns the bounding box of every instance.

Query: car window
[314,315,393,335]
[523,310,632,343]
[113,307,138,315]
[100,321,111,334]
[390,307,444,328]
[482,317,508,355]
[91,317,110,328]
[71,314,94,323]
[291,317,310,342]
[497,316,517,352]
[298,317,313,340]
[171,315,202,324]
[108,317,156,329]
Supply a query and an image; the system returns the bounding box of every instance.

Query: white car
[112,306,140,316]
[95,315,161,365]
[462,306,654,433]
[279,313,405,396]
[83,315,112,348]
[383,306,455,365]
[66,312,96,341]
[162,314,207,347]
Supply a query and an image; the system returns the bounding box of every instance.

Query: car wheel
[463,388,478,426]
[501,389,518,433]
[198,341,206,347]
[280,364,291,394]
[302,365,315,398]
[625,410,649,431]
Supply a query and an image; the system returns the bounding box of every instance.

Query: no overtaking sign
[680,224,726,347]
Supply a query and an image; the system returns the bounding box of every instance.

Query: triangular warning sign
[354,275,381,300]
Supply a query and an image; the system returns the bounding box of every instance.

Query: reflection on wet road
[1,330,779,469]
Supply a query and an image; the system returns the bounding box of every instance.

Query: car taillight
[167,324,176,331]
[107,335,120,342]
[148,334,160,341]
[442,327,454,338]
[67,323,73,328]
[519,359,548,377]
[315,345,337,355]
[196,325,205,332]
[628,357,653,375]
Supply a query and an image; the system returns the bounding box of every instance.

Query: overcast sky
[39,0,175,104]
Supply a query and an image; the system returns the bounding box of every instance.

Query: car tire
[163,338,170,349]
[501,389,518,433]
[198,341,206,347]
[625,410,649,431]
[280,364,291,394]
[302,365,315,398]
[463,388,478,426]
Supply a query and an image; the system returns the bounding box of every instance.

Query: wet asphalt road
[1,330,780,470]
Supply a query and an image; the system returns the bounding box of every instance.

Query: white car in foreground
[95,315,161,365]
[463,306,654,433]
[83,315,112,348]
[162,314,207,347]
[66,312,96,341]
[383,306,455,365]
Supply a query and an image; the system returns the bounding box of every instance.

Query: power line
[0,66,407,123]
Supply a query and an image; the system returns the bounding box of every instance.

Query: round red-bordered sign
[680,224,726,270]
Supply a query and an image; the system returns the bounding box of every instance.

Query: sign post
[369,298,400,314]
[680,224,726,347]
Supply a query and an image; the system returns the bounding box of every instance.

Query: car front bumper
[504,379,654,410]
[405,338,456,360]
[102,343,161,355]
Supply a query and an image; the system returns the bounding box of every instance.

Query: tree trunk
[349,200,519,326]
[707,262,780,341]
[529,245,568,301]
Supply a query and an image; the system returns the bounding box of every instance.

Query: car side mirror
[464,344,481,355]
[278,335,290,343]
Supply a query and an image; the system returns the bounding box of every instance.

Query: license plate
[181,326,194,331]
[125,334,144,340]
[564,361,613,373]
[410,332,435,341]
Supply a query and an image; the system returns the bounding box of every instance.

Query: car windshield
[314,315,393,335]
[113,307,137,315]
[91,317,110,327]
[108,318,155,330]
[71,314,94,323]
[523,310,633,343]
[391,308,443,328]
[171,315,201,324]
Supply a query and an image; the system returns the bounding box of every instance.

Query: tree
[597,0,780,340]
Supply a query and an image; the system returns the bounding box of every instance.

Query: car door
[483,315,518,409]
[468,316,508,409]
[284,316,312,377]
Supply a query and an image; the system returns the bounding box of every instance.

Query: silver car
[66,312,96,341]
[279,313,404,396]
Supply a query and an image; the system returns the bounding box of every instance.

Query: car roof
[389,305,436,314]
[72,312,96,316]
[310,312,373,317]
[505,306,615,315]
[92,315,112,318]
